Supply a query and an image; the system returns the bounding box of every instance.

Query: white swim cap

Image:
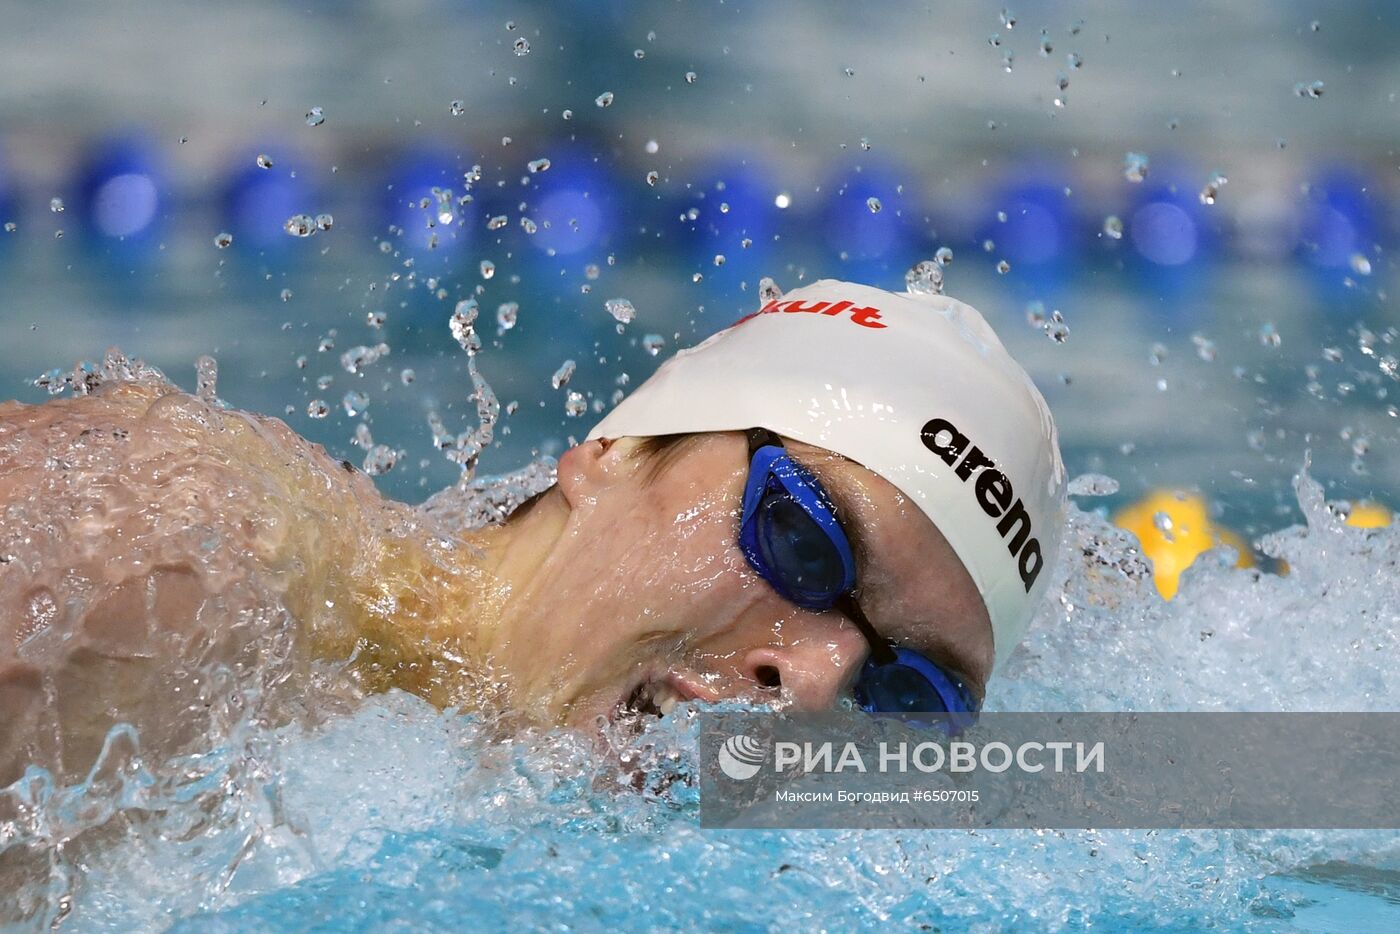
[587,279,1066,669]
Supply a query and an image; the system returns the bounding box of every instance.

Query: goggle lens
[753,487,850,609]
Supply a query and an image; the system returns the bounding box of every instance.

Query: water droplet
[496,302,519,331]
[401,368,416,385]
[195,355,219,403]
[363,445,400,476]
[341,390,369,417]
[551,359,577,389]
[774,192,792,209]
[520,217,537,234]
[450,300,481,356]
[450,100,466,116]
[49,197,64,213]
[1294,80,1325,99]
[585,263,601,280]
[1067,52,1082,69]
[528,157,551,174]
[999,8,1016,29]
[1039,29,1052,55]
[562,109,573,120]
[1044,310,1069,343]
[996,259,1011,274]
[284,214,315,237]
[1191,333,1218,362]
[1198,171,1228,205]
[758,277,783,302]
[367,311,386,328]
[633,48,645,59]
[642,334,665,356]
[934,246,954,266]
[305,106,325,127]
[256,153,274,169]
[713,254,726,267]
[859,137,871,151]
[315,213,334,231]
[487,215,508,230]
[214,232,233,249]
[1103,215,1124,239]
[866,197,882,213]
[604,297,636,324]
[1025,300,1046,327]
[843,67,855,77]
[308,399,329,418]
[982,239,995,252]
[1067,474,1120,497]
[1124,152,1149,183]
[480,259,496,279]
[905,260,945,295]
[595,91,615,108]
[1258,322,1282,348]
[513,37,530,56]
[3,222,15,233]
[1350,253,1373,276]
[645,170,660,187]
[564,391,587,417]
[685,71,698,84]
[341,343,390,375]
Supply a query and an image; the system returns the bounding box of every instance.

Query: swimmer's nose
[739,612,869,710]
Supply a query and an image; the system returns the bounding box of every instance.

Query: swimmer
[0,280,1065,784]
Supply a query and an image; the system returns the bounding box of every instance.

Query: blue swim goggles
[738,428,980,730]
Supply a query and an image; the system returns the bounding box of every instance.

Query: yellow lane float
[1112,489,1254,600]
[1343,500,1392,528]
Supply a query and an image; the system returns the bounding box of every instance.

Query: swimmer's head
[590,279,1067,668]
[493,279,1065,725]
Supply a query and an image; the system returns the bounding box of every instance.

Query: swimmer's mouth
[617,675,698,720]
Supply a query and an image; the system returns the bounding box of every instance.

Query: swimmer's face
[500,432,993,727]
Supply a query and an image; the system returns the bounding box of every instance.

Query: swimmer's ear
[555,437,642,507]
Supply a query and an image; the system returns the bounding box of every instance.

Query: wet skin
[0,378,991,782]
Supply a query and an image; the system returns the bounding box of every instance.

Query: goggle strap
[835,593,897,666]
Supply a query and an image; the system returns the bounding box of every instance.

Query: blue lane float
[1122,162,1220,305]
[380,147,474,264]
[980,170,1078,291]
[77,135,165,252]
[819,159,927,289]
[1296,167,1382,275]
[221,146,320,255]
[521,144,623,263]
[674,159,782,284]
